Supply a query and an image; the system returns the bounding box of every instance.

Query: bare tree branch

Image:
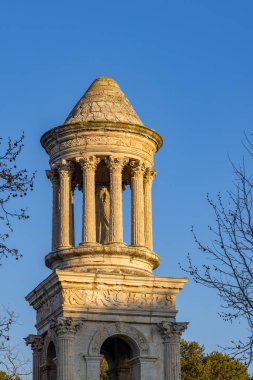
[0,133,35,262]
[181,137,253,366]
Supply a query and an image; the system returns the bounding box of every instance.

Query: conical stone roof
[64,77,144,126]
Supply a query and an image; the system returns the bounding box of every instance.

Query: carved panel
[63,288,174,310]
[59,136,155,155]
[37,292,62,324]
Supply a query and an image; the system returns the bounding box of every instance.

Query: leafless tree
[0,134,35,377]
[0,345,31,380]
[0,133,35,262]
[183,139,253,366]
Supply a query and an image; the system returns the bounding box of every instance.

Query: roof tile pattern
[64,77,143,126]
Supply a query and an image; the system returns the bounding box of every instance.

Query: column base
[107,241,127,247]
[58,244,73,250]
[79,242,101,247]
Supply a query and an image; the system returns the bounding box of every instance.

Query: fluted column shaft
[58,164,72,248]
[130,161,145,246]
[158,321,188,380]
[144,169,156,251]
[33,351,42,380]
[58,334,74,380]
[46,170,60,251]
[80,156,99,244]
[53,317,83,380]
[107,157,127,244]
[25,335,43,380]
[164,341,181,380]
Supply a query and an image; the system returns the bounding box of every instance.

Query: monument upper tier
[41,77,162,167]
[41,77,163,276]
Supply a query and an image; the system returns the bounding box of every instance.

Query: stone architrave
[79,156,100,244]
[106,156,128,244]
[158,321,188,380]
[144,168,156,251]
[51,317,84,380]
[130,160,146,246]
[25,335,43,380]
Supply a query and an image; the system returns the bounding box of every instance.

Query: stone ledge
[45,244,160,275]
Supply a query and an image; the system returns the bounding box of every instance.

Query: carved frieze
[63,288,175,310]
[59,136,155,156]
[37,292,62,324]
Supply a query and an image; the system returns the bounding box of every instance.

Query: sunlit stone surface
[25,77,188,380]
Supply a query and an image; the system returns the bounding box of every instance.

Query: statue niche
[96,185,110,244]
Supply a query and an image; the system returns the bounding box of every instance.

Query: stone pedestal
[26,270,188,380]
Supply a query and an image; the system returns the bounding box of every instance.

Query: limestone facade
[26,77,188,380]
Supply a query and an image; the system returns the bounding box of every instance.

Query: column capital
[79,156,100,172]
[129,160,146,177]
[105,156,128,173]
[157,321,188,343]
[46,169,59,183]
[58,162,74,178]
[25,334,43,353]
[144,168,157,184]
[51,317,84,336]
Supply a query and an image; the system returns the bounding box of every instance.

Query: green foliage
[181,340,206,380]
[100,357,109,380]
[0,370,21,380]
[181,340,250,380]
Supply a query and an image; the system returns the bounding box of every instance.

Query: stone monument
[25,77,188,380]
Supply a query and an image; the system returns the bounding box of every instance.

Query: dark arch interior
[47,341,57,380]
[100,335,140,380]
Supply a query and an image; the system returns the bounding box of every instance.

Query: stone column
[130,160,146,246]
[46,169,60,251]
[144,168,156,251]
[52,317,83,380]
[25,335,43,380]
[106,157,128,244]
[79,156,100,244]
[158,321,188,380]
[58,163,72,249]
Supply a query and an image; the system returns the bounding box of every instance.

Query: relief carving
[37,292,62,324]
[59,136,154,155]
[63,288,174,310]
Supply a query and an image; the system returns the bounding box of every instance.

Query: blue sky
[0,0,253,374]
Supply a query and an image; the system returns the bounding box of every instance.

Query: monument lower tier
[25,270,188,380]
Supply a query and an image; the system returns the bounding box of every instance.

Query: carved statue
[96,185,110,244]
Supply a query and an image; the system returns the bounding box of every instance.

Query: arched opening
[46,341,57,380]
[100,335,140,380]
